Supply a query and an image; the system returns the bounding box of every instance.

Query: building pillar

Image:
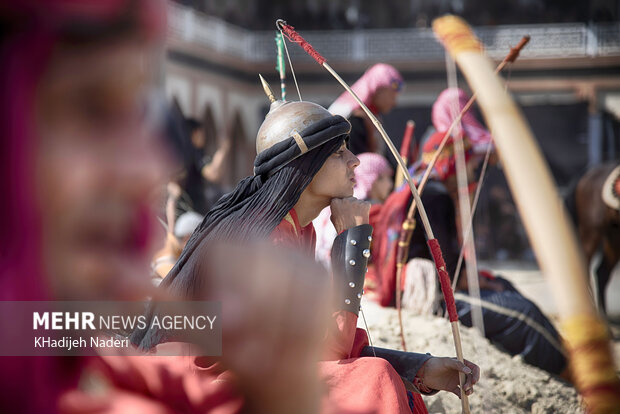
[580,84,602,167]
[588,112,603,167]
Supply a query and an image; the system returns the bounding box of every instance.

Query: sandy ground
[357,261,620,413]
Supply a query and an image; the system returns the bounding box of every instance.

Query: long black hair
[131,114,350,348]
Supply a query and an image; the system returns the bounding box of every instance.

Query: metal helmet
[253,75,351,176]
[256,100,335,154]
[256,75,337,154]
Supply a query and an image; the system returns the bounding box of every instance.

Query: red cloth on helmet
[419,132,474,182]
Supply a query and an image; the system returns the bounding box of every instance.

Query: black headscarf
[131,113,351,349]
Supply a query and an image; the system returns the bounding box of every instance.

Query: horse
[565,161,620,315]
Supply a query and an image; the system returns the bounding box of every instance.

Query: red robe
[272,209,428,414]
[59,351,242,414]
[60,210,427,414]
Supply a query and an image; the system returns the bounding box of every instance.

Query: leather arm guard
[330,224,373,316]
[360,346,439,395]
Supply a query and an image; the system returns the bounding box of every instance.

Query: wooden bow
[394,120,415,189]
[277,19,472,412]
[433,15,620,413]
[394,35,530,351]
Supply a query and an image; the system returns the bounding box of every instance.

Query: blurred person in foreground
[329,63,403,155]
[315,152,394,269]
[0,2,332,413]
[132,89,479,413]
[369,88,568,377]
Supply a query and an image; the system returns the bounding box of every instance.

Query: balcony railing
[169,2,620,63]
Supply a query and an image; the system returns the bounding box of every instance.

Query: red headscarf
[0,2,164,412]
[418,131,474,181]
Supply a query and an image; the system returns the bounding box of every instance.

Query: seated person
[369,88,567,377]
[132,93,480,413]
[329,63,403,155]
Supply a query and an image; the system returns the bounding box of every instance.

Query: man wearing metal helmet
[133,79,479,413]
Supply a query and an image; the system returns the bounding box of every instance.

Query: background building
[164,1,620,259]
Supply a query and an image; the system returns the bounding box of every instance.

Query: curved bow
[394,35,530,351]
[433,15,620,413]
[394,120,415,189]
[277,19,472,412]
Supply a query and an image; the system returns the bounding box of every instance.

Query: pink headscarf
[328,63,403,118]
[354,153,393,200]
[432,88,493,154]
[0,2,164,412]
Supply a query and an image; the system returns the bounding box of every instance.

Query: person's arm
[359,347,479,398]
[329,197,372,316]
[416,355,479,398]
[359,347,434,391]
[324,197,373,360]
[151,183,182,279]
[201,137,231,184]
[166,182,181,233]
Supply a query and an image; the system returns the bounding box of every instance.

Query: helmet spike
[259,74,277,104]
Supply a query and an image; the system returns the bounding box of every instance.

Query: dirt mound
[359,300,581,413]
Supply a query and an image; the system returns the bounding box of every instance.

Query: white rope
[451,51,514,292]
[359,307,377,357]
[280,28,302,101]
[452,143,493,292]
[445,52,486,338]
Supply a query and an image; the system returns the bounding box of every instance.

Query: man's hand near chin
[330,197,370,234]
